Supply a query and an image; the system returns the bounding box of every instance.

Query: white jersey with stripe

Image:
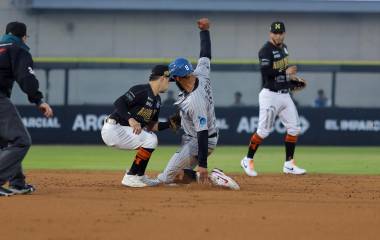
[175,57,218,137]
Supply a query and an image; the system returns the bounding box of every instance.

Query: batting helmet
[168,58,193,81]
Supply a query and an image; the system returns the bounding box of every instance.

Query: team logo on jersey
[198,116,207,127]
[273,57,289,70]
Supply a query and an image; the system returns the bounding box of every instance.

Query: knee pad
[142,133,158,149]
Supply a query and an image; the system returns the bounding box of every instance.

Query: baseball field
[2,145,380,240]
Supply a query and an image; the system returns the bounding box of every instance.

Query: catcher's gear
[288,75,307,91]
[168,112,181,131]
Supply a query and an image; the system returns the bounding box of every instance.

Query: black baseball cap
[149,65,170,81]
[6,21,27,38]
[270,21,285,34]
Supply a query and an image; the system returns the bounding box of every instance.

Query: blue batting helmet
[168,58,193,81]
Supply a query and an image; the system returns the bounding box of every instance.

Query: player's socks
[285,134,298,161]
[137,148,154,176]
[128,147,154,175]
[247,133,263,159]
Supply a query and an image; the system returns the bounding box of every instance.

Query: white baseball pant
[101,121,158,150]
[256,88,301,139]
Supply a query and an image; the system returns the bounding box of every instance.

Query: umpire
[0,22,53,197]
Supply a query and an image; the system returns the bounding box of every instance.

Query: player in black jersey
[241,21,306,176]
[101,65,175,188]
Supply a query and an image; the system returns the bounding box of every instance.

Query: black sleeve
[158,121,170,131]
[199,30,211,59]
[197,130,209,168]
[113,87,145,121]
[259,47,284,77]
[12,49,43,105]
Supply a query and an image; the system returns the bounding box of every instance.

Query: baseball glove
[168,111,181,131]
[289,75,307,91]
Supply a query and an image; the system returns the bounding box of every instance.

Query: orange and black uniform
[111,84,161,128]
[259,41,290,91]
[106,62,171,177]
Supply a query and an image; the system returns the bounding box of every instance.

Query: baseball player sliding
[156,18,239,190]
[241,21,306,176]
[101,65,179,187]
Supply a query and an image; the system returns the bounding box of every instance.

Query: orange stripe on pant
[249,133,263,150]
[134,147,152,165]
[285,134,298,143]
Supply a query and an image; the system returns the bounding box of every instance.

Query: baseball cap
[270,21,285,34]
[168,58,193,81]
[149,65,169,81]
[6,21,27,38]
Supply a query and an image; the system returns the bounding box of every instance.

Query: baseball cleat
[209,168,240,190]
[121,174,147,188]
[283,160,306,175]
[8,184,35,195]
[0,186,15,197]
[241,157,258,177]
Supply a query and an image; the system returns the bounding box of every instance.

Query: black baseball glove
[288,75,307,92]
[168,111,181,131]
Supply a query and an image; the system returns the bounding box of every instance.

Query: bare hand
[38,103,53,118]
[197,166,209,184]
[286,65,297,75]
[128,118,142,135]
[197,18,210,31]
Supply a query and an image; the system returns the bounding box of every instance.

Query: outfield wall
[17,106,380,146]
[1,1,380,61]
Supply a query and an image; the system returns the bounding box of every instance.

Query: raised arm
[195,18,211,77]
[198,18,211,60]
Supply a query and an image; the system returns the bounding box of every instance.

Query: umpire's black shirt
[111,84,161,127]
[0,34,43,104]
[259,41,290,91]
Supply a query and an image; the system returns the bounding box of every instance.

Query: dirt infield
[1,171,380,240]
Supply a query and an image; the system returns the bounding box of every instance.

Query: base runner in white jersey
[240,21,306,177]
[156,18,239,190]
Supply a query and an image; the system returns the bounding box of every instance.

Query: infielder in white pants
[101,65,178,188]
[241,21,306,176]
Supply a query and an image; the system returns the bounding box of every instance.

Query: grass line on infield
[23,145,380,175]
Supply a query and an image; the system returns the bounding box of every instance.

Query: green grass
[22,145,380,175]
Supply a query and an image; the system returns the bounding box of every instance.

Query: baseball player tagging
[101,65,176,188]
